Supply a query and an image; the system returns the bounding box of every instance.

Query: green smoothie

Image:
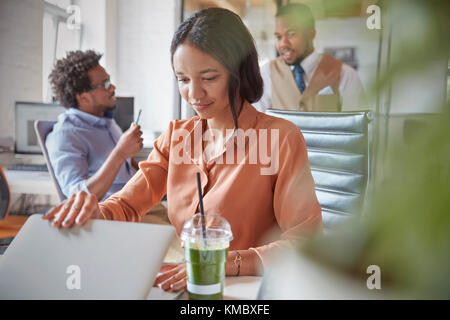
[180,213,233,300]
[185,246,228,300]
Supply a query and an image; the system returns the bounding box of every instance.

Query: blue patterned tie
[294,65,306,93]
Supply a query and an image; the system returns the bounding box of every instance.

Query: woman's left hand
[154,262,187,292]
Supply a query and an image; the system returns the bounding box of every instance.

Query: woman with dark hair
[44,8,321,292]
[170,7,264,129]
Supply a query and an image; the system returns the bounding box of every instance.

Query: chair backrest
[266,109,372,230]
[0,167,11,221]
[34,120,67,201]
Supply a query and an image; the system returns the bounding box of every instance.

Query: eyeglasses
[89,79,111,91]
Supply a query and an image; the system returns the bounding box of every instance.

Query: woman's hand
[154,262,187,292]
[42,191,101,228]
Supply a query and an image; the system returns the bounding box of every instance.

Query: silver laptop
[0,214,176,299]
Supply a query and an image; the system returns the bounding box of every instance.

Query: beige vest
[270,54,342,111]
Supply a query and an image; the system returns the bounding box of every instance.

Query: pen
[135,109,142,125]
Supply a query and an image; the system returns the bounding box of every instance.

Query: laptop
[0,214,176,299]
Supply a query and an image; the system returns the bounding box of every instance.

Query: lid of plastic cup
[180,213,233,242]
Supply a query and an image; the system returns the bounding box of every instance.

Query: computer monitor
[14,98,134,155]
[14,102,65,155]
[113,97,134,132]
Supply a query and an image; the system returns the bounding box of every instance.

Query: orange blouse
[99,103,322,268]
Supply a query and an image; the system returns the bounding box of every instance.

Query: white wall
[243,6,276,66]
[0,0,44,139]
[315,17,380,111]
[75,0,107,64]
[42,0,107,103]
[387,1,447,115]
[113,0,178,139]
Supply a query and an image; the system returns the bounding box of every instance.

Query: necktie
[294,64,306,93]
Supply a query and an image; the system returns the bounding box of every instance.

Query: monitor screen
[15,102,65,154]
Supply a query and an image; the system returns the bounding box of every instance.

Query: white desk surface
[1,151,144,197]
[222,276,263,300]
[147,276,262,300]
[1,152,56,196]
[4,169,57,196]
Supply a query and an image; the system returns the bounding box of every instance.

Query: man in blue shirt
[46,50,143,202]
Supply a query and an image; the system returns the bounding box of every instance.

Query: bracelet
[233,250,242,277]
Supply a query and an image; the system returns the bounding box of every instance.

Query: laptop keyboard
[7,164,48,172]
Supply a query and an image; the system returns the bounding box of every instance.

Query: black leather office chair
[266,109,372,230]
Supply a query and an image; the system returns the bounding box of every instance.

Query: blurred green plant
[361,106,450,298]
[295,0,450,299]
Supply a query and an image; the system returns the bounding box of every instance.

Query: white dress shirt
[253,50,367,112]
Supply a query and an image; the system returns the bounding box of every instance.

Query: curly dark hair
[49,50,102,108]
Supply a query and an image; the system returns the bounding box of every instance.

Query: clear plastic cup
[180,213,233,300]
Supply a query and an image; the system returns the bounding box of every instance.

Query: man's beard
[290,40,313,66]
[105,104,116,111]
[95,103,116,117]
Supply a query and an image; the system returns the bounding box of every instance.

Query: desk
[147,276,263,300]
[1,150,150,197]
[1,152,57,197]
[0,253,262,300]
[4,170,56,196]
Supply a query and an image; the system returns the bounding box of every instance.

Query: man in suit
[254,3,367,113]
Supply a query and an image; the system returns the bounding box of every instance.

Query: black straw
[196,172,207,247]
